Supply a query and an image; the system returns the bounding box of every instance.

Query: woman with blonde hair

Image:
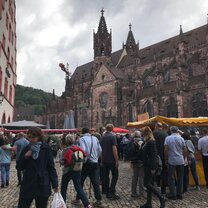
[140,126,165,208]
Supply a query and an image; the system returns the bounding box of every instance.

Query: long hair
[142,126,154,142]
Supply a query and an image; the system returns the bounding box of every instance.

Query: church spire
[93,9,112,58]
[178,24,186,43]
[179,24,183,35]
[124,23,138,57]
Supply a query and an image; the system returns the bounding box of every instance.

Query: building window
[11,32,13,44]
[2,34,6,49]
[164,70,170,82]
[11,56,13,69]
[188,65,193,77]
[128,104,133,122]
[0,68,2,92]
[9,85,12,103]
[9,24,12,42]
[102,111,106,124]
[143,100,153,118]
[4,78,8,99]
[1,113,6,124]
[7,116,10,123]
[143,76,151,87]
[7,47,10,62]
[192,92,208,117]
[6,13,9,29]
[167,97,178,118]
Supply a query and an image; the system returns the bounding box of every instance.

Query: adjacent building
[45,10,208,129]
[0,0,17,124]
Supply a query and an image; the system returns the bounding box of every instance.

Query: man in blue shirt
[11,132,29,186]
[75,127,103,207]
[164,126,187,200]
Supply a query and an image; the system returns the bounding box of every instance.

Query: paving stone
[0,161,208,207]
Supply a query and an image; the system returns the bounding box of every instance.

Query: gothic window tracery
[192,92,208,117]
[167,97,178,118]
[99,92,108,108]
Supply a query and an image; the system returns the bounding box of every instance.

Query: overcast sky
[16,0,208,95]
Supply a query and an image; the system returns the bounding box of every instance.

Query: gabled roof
[117,54,135,68]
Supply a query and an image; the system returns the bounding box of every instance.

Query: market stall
[127,115,208,186]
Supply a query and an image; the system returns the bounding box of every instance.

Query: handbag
[51,192,66,208]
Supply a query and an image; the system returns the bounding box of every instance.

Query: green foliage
[15,84,53,115]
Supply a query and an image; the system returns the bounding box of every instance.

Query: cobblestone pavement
[0,161,208,208]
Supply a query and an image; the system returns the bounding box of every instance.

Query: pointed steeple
[52,89,55,100]
[97,8,108,34]
[179,24,183,35]
[124,23,138,57]
[93,9,112,58]
[178,24,186,43]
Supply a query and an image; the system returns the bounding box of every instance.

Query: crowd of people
[0,123,207,208]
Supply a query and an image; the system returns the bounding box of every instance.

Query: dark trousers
[161,164,168,194]
[202,155,208,187]
[154,163,168,194]
[18,197,48,208]
[16,161,22,184]
[168,164,184,197]
[77,162,102,201]
[189,157,199,186]
[143,167,163,205]
[183,165,189,193]
[103,163,118,195]
[61,171,89,207]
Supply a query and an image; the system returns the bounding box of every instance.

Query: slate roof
[139,24,207,65]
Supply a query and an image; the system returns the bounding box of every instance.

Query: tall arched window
[7,116,10,123]
[1,113,6,124]
[167,97,178,117]
[192,92,208,117]
[143,100,153,118]
[128,104,133,122]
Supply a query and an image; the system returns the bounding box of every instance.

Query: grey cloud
[16,0,208,95]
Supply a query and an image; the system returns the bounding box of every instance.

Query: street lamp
[0,91,4,104]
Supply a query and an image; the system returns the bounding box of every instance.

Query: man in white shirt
[198,128,208,190]
[164,126,186,200]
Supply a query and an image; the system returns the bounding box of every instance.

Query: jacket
[142,140,158,170]
[17,142,58,199]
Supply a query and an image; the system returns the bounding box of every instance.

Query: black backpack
[125,140,142,161]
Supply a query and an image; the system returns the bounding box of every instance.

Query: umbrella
[1,120,46,129]
[113,127,129,133]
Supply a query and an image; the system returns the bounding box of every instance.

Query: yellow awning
[127,115,208,128]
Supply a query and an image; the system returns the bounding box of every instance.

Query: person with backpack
[60,134,92,208]
[127,131,144,198]
[74,127,103,207]
[140,126,165,208]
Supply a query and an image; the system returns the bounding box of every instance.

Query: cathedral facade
[45,11,208,129]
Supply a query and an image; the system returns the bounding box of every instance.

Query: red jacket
[64,145,87,166]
